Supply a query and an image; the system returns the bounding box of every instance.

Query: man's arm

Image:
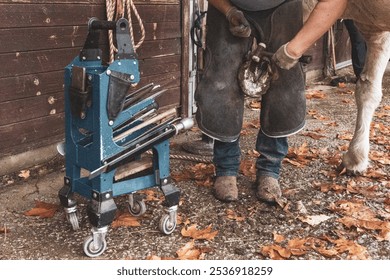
[287,0,348,58]
[207,0,234,15]
[208,0,251,37]
[274,0,348,69]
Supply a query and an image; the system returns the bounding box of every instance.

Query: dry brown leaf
[273,232,285,243]
[247,149,260,158]
[138,189,162,202]
[18,170,30,179]
[181,224,218,240]
[287,238,310,256]
[313,182,345,194]
[242,119,260,129]
[176,240,202,260]
[225,209,246,222]
[239,159,257,178]
[306,90,326,99]
[329,200,377,220]
[322,236,370,260]
[111,212,141,228]
[248,100,261,110]
[172,163,215,187]
[337,133,353,141]
[299,214,332,226]
[369,151,390,165]
[146,255,175,260]
[24,201,59,218]
[0,227,9,234]
[260,244,291,260]
[338,216,390,241]
[302,132,326,140]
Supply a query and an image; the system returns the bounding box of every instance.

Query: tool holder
[58,18,193,257]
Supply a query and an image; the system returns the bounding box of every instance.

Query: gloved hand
[226,7,251,38]
[272,43,301,70]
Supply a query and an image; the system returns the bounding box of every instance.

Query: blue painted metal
[60,19,177,228]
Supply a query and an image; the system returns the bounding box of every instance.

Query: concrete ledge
[0,143,59,176]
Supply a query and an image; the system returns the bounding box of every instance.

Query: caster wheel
[158,214,177,235]
[66,212,80,231]
[128,200,147,216]
[83,236,107,258]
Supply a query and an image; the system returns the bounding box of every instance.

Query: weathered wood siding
[0,0,184,160]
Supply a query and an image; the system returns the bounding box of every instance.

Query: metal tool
[57,18,193,258]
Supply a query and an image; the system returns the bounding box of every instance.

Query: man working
[195,0,309,203]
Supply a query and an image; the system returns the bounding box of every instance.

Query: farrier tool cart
[58,18,193,257]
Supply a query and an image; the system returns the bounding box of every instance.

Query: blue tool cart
[57,18,193,257]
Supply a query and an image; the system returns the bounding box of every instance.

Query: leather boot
[213,176,238,202]
[256,176,281,203]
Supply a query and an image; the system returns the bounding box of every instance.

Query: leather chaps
[194,0,306,141]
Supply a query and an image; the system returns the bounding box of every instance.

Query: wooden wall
[0,0,185,163]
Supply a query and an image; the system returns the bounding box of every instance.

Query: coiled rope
[105,0,146,63]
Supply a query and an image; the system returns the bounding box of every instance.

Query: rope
[105,0,146,63]
[145,150,213,164]
[169,154,213,164]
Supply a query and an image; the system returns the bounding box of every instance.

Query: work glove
[272,43,301,70]
[226,7,251,38]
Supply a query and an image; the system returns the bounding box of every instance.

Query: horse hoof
[336,163,361,176]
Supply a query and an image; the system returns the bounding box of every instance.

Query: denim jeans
[344,19,366,78]
[213,131,288,179]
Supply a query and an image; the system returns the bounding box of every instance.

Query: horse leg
[342,27,390,173]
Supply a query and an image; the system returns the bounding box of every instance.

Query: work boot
[213,176,238,202]
[256,176,282,203]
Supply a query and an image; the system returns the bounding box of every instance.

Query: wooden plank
[115,157,153,181]
[0,48,80,78]
[0,58,180,103]
[0,133,64,158]
[0,71,64,103]
[0,92,64,126]
[0,114,64,153]
[0,38,180,78]
[0,4,179,28]
[138,70,180,89]
[155,86,180,108]
[139,55,181,76]
[0,22,180,53]
[136,38,181,59]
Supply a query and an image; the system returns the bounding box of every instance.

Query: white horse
[303,0,390,173]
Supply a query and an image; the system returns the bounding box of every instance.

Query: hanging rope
[105,0,146,63]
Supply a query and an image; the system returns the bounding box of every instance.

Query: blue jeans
[213,131,288,179]
[344,19,366,78]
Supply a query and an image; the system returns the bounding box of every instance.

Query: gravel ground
[0,67,389,260]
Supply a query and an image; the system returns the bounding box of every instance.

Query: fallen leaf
[287,238,310,256]
[273,232,285,243]
[0,227,9,234]
[239,159,256,178]
[181,224,218,240]
[306,90,327,99]
[322,236,370,260]
[24,201,59,218]
[260,244,291,259]
[225,209,246,222]
[111,212,141,228]
[302,132,326,140]
[18,170,30,179]
[299,214,332,226]
[176,240,202,260]
[146,255,175,260]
